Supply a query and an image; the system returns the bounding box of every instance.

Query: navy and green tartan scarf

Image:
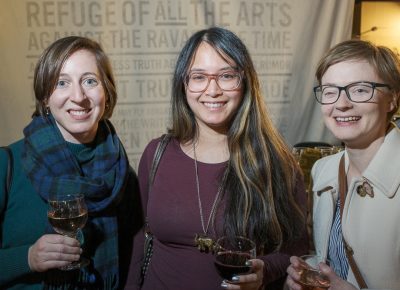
[22,114,129,289]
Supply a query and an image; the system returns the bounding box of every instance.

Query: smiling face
[321,60,396,148]
[46,49,106,144]
[185,42,243,133]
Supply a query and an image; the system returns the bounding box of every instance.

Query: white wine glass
[298,255,331,290]
[47,193,89,270]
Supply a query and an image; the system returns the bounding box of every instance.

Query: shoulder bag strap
[148,134,172,189]
[1,146,13,196]
[1,146,13,247]
[144,134,171,228]
[140,134,171,284]
[338,155,368,289]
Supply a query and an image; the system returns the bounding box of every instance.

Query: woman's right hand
[28,234,81,272]
[285,256,304,290]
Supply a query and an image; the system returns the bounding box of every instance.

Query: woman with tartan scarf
[0,36,140,289]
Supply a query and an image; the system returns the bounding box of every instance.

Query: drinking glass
[298,255,330,290]
[47,193,89,270]
[214,236,256,280]
[292,145,343,192]
[292,147,322,192]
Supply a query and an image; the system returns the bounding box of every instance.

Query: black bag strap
[140,134,171,285]
[144,134,172,230]
[148,134,171,190]
[1,146,13,247]
[1,146,13,196]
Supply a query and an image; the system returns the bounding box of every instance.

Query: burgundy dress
[125,137,308,290]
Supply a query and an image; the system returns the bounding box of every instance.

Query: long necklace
[193,143,222,253]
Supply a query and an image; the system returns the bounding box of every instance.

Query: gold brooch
[356,178,374,198]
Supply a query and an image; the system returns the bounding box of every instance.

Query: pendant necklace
[193,143,222,253]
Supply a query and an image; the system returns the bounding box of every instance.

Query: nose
[335,89,352,109]
[70,84,86,102]
[205,78,222,97]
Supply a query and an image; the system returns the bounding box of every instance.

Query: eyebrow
[321,81,372,86]
[58,72,99,78]
[189,66,237,73]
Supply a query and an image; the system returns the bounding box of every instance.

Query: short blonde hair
[316,40,400,118]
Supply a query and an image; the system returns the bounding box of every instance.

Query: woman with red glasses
[126,27,308,290]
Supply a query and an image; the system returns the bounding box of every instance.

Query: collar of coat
[312,127,400,198]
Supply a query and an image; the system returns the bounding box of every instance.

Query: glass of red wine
[214,236,256,281]
[47,193,89,270]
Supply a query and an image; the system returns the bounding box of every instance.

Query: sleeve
[124,138,160,290]
[0,148,8,214]
[118,167,142,288]
[0,147,34,286]
[260,170,309,288]
[0,245,32,286]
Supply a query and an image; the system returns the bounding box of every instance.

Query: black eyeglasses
[314,81,391,105]
[186,71,243,93]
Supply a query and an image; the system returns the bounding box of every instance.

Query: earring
[45,107,50,115]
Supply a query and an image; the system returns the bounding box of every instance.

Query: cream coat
[311,127,400,290]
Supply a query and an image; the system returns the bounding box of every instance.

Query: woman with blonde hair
[286,40,400,290]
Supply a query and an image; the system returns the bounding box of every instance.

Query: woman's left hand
[220,259,264,290]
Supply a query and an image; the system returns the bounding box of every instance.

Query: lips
[335,116,361,122]
[68,109,92,120]
[69,109,90,116]
[203,102,225,108]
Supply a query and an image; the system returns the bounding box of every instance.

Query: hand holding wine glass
[286,255,331,290]
[47,193,89,270]
[27,234,82,272]
[214,236,256,281]
[298,255,330,290]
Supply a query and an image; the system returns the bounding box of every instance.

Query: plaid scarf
[22,114,129,289]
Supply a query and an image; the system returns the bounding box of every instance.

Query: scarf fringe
[43,269,117,290]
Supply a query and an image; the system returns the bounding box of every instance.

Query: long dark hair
[170,27,305,252]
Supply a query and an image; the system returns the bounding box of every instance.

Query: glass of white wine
[298,255,331,290]
[47,193,89,270]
